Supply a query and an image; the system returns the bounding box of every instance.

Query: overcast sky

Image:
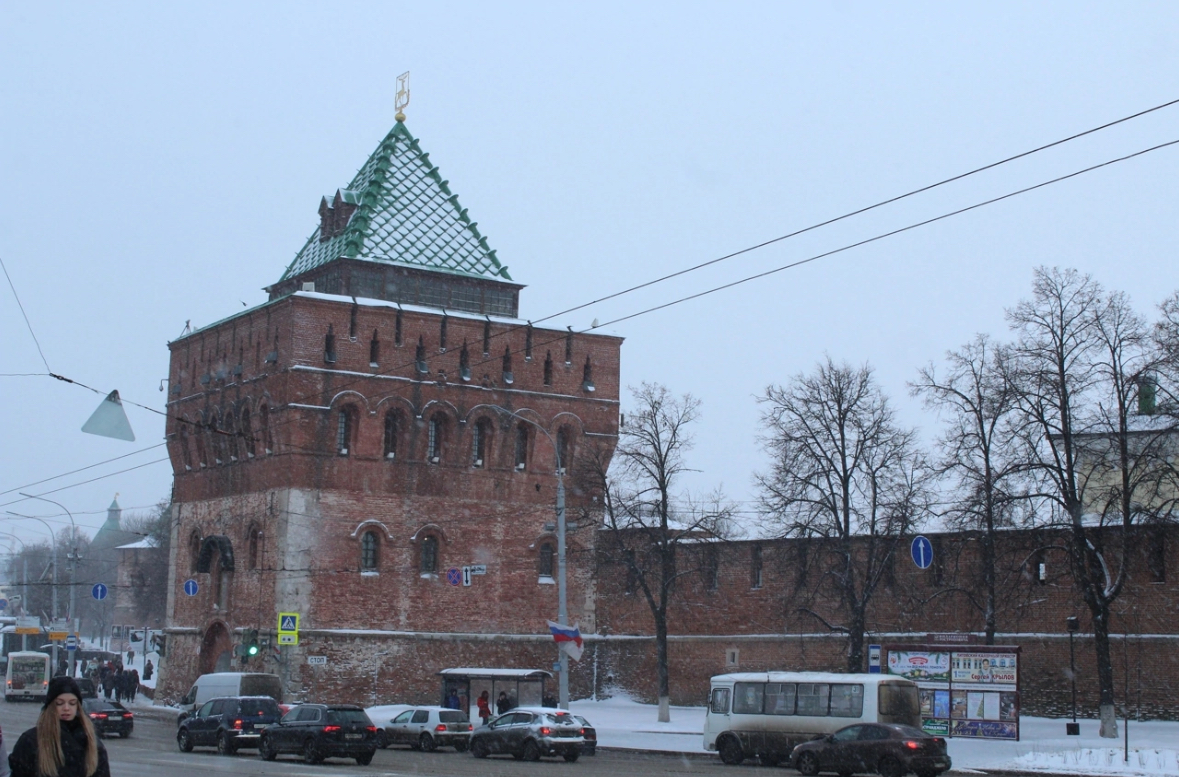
[2,3,1177,548]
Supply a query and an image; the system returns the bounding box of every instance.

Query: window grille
[421,535,439,574]
[539,542,555,577]
[337,409,351,455]
[383,412,398,459]
[361,531,379,571]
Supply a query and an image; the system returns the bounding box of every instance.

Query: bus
[704,672,921,766]
[5,651,51,702]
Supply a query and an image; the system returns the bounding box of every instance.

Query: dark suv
[177,695,282,755]
[258,704,379,764]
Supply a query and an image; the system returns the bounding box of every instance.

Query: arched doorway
[199,621,232,674]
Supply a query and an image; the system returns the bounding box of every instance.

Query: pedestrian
[0,722,11,777]
[100,672,112,701]
[476,691,491,726]
[142,660,153,682]
[7,676,110,777]
[446,690,460,710]
[496,691,510,715]
[129,670,139,703]
[112,669,123,703]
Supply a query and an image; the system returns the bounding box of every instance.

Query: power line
[1,254,53,373]
[0,443,167,498]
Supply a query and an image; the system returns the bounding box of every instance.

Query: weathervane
[395,71,411,122]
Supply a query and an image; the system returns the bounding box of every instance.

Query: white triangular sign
[81,390,136,441]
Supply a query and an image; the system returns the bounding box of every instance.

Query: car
[384,706,472,751]
[571,715,596,755]
[789,722,952,777]
[177,695,283,755]
[469,707,585,762]
[258,703,379,765]
[83,699,133,738]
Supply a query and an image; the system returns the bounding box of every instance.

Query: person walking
[128,670,139,703]
[476,691,491,726]
[7,676,110,777]
[142,660,153,682]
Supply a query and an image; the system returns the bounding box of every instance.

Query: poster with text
[887,650,951,683]
[952,652,1017,686]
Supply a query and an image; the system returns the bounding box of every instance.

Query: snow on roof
[116,538,157,550]
[438,668,553,679]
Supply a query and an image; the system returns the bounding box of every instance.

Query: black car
[177,695,282,755]
[258,704,379,764]
[83,699,133,738]
[571,715,596,756]
[790,723,952,777]
[469,708,585,762]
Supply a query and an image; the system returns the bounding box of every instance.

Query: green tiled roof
[279,121,512,282]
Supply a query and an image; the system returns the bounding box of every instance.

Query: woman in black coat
[8,677,110,777]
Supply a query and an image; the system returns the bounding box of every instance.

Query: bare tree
[756,357,930,671]
[912,334,1030,643]
[592,383,732,722]
[1004,267,1178,737]
[119,499,173,628]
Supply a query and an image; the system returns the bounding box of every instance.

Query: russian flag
[547,621,584,661]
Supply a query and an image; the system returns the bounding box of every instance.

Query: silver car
[384,706,472,751]
[469,708,585,762]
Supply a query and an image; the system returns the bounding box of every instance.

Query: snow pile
[1013,748,1179,776]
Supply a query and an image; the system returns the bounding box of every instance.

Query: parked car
[571,715,596,756]
[83,699,133,738]
[176,672,283,721]
[789,723,952,777]
[177,695,283,755]
[258,703,379,764]
[469,708,585,762]
[384,706,472,751]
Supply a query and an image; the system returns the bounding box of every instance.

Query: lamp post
[21,494,79,675]
[479,405,569,710]
[1067,615,1079,735]
[5,512,58,671]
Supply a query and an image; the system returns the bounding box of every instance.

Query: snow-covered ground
[367,693,1179,775]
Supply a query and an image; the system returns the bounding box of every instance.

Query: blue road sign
[92,583,108,601]
[183,579,199,596]
[0,598,7,610]
[280,615,297,631]
[911,535,934,570]
[446,567,462,586]
[66,635,78,651]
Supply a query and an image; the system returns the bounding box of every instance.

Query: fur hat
[43,676,83,709]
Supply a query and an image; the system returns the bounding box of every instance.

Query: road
[0,700,1044,777]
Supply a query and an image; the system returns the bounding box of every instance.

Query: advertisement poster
[953,652,1017,686]
[951,720,1019,740]
[886,650,951,683]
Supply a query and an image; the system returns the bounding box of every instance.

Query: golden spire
[395,71,411,122]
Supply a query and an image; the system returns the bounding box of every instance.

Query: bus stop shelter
[438,668,553,723]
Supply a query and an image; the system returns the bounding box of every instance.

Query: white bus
[5,651,51,702]
[704,672,921,766]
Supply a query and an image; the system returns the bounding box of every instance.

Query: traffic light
[239,628,259,664]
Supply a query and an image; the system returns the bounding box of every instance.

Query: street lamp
[1067,615,1080,735]
[477,405,569,710]
[21,494,80,675]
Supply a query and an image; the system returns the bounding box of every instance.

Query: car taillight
[904,741,921,750]
[233,719,243,730]
[124,712,134,718]
[366,725,378,732]
[467,724,473,731]
[323,725,341,733]
[435,724,447,732]
[89,713,108,720]
[540,726,551,735]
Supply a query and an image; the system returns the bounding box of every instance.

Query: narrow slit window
[483,319,491,356]
[395,309,403,346]
[514,424,528,470]
[428,415,444,462]
[324,325,337,364]
[421,535,439,574]
[539,542,555,578]
[361,531,379,571]
[383,411,398,459]
[336,408,352,455]
[369,330,380,365]
[543,351,553,386]
[751,544,763,589]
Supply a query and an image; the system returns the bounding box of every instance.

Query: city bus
[5,651,51,702]
[704,671,921,766]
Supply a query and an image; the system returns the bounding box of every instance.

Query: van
[177,672,283,721]
[4,651,51,702]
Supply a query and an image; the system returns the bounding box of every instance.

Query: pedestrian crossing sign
[278,613,299,633]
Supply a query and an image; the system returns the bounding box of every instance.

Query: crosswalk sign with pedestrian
[278,613,299,632]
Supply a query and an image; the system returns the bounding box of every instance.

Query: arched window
[224,410,239,462]
[336,406,355,455]
[361,531,379,571]
[247,524,261,570]
[472,419,491,467]
[556,427,573,474]
[195,415,208,467]
[189,531,202,574]
[241,407,255,458]
[428,414,446,463]
[259,403,272,454]
[420,535,439,574]
[383,411,399,459]
[539,541,555,579]
[514,424,529,470]
[179,422,193,471]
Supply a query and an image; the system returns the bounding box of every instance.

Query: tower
[161,115,622,703]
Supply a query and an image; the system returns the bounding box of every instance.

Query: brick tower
[159,117,622,705]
